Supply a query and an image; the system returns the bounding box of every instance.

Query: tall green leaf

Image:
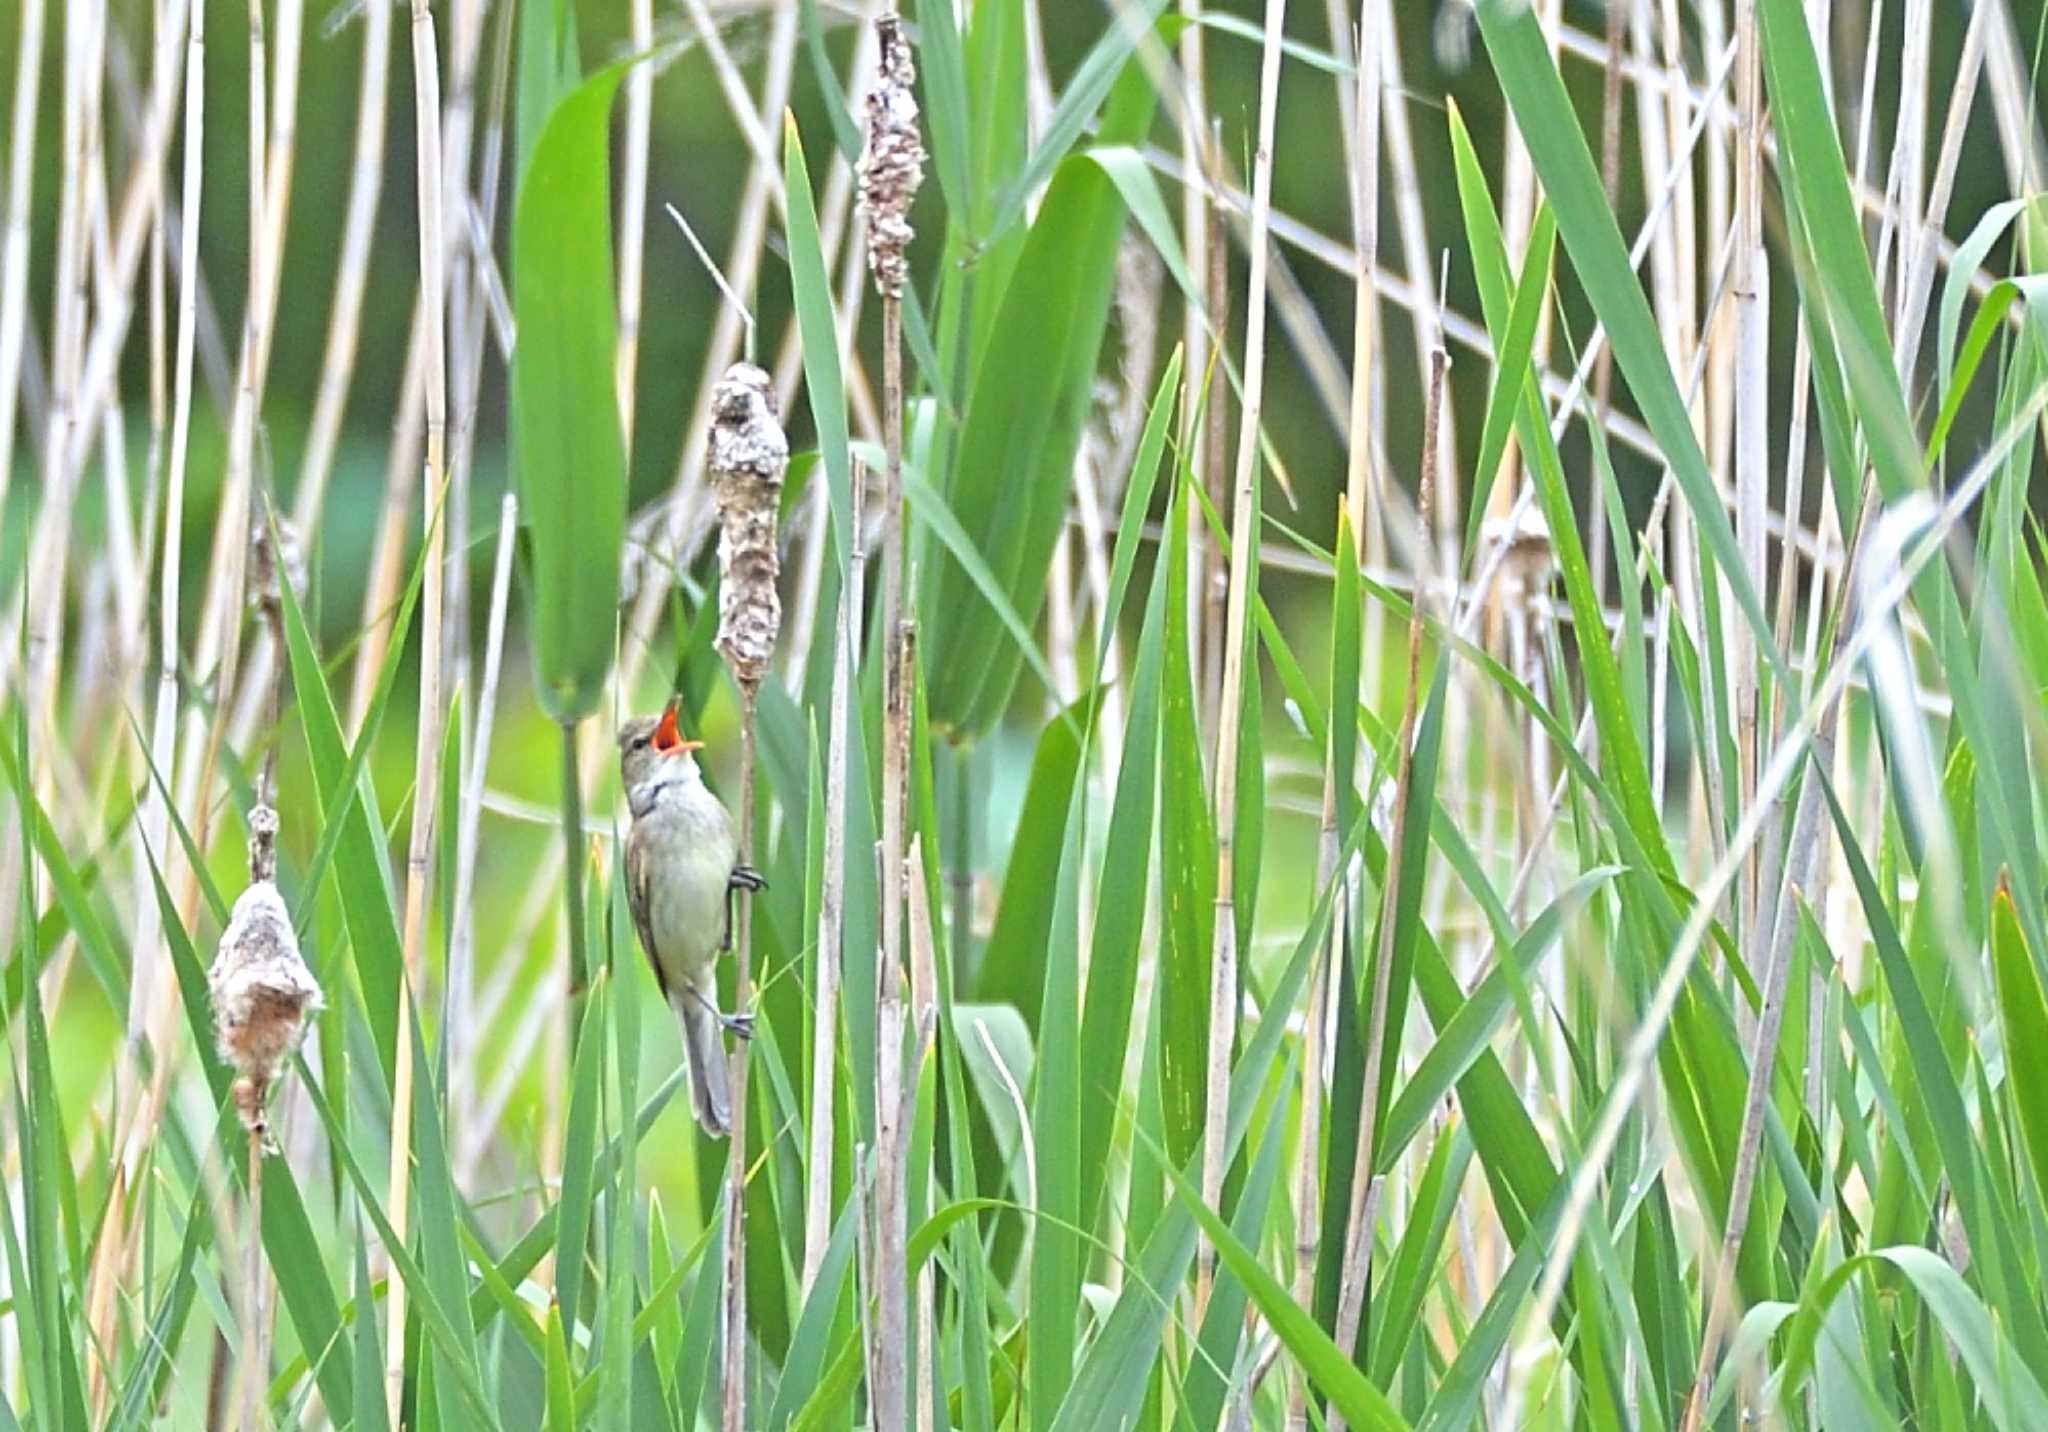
[513,62,631,720]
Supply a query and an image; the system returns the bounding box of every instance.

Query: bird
[618,699,766,1137]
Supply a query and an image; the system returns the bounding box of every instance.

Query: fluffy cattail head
[858,16,925,300]
[209,805,323,1143]
[709,364,789,690]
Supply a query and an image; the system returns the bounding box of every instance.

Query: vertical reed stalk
[860,13,923,1416]
[804,456,864,1288]
[0,0,44,525]
[707,360,788,1432]
[1198,0,1288,1311]
[617,0,652,437]
[1732,0,1768,985]
[239,1128,265,1431]
[1332,300,1447,1370]
[449,493,519,1132]
[723,693,758,1432]
[293,0,390,529]
[1179,0,1211,728]
[384,3,447,1421]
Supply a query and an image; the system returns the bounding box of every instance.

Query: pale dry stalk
[449,493,520,1134]
[1179,0,1216,737]
[1288,497,1354,1432]
[617,0,653,436]
[859,15,925,1424]
[1331,313,1448,1392]
[794,14,884,1290]
[293,0,391,528]
[208,805,322,1432]
[1732,0,1769,999]
[384,2,449,1420]
[708,362,789,1432]
[0,0,45,526]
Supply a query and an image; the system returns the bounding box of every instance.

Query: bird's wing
[623,821,672,1003]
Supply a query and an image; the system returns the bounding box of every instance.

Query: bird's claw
[690,987,755,1041]
[729,864,768,892]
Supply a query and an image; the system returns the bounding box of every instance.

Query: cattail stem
[858,20,922,1413]
[723,687,759,1432]
[240,1127,266,1431]
[704,358,787,1430]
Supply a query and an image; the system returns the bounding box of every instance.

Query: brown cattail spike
[209,804,323,1147]
[858,16,925,301]
[709,363,789,690]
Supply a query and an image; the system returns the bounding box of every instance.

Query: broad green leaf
[513,62,631,720]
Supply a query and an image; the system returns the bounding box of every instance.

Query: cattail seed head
[858,16,925,300]
[209,805,322,1144]
[709,363,789,691]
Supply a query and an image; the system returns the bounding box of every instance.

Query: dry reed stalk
[293,0,392,529]
[1179,1,1214,740]
[708,362,789,1432]
[449,493,519,1137]
[89,4,197,1275]
[209,765,321,1432]
[805,448,867,1288]
[347,302,428,732]
[859,17,924,1420]
[617,0,653,437]
[0,0,44,528]
[23,0,96,770]
[616,3,799,703]
[430,0,489,891]
[1368,0,1457,548]
[1288,494,1355,1432]
[794,18,889,1298]
[126,0,200,1105]
[1293,0,1378,1411]
[906,836,941,1432]
[1502,392,2036,1422]
[1681,488,1880,1432]
[383,3,449,1420]
[42,0,210,506]
[1330,299,1447,1386]
[1197,0,1288,1315]
[1731,0,1768,999]
[1891,0,1989,373]
[171,0,290,896]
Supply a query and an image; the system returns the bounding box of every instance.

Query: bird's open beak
[653,699,704,754]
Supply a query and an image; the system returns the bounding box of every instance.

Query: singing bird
[619,700,765,1136]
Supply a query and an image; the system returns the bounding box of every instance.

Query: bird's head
[618,699,705,797]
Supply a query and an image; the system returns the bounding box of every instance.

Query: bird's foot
[691,987,755,1041]
[729,864,768,892]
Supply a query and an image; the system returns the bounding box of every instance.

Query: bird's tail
[676,979,733,1137]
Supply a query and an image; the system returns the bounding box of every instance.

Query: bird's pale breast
[639,793,737,981]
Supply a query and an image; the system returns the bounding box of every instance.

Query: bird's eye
[632,736,650,751]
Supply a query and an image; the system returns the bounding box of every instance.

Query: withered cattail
[709,363,790,690]
[858,16,925,301]
[208,805,323,1143]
